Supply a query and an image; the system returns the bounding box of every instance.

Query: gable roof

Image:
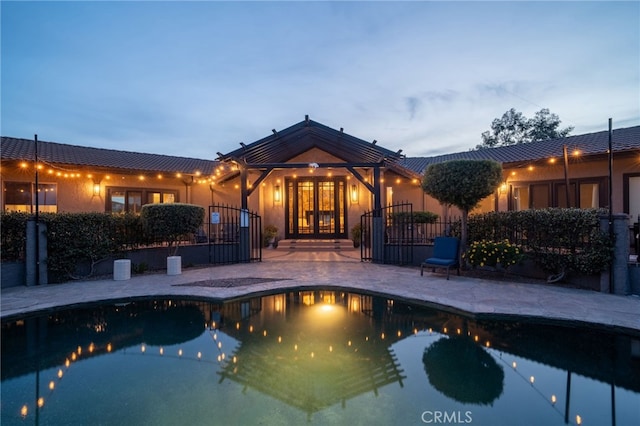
[220,117,403,166]
[401,125,640,174]
[1,136,217,176]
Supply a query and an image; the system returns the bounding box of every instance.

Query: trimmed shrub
[42,212,133,281]
[140,203,204,256]
[389,211,439,224]
[0,212,30,261]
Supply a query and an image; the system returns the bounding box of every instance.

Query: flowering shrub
[464,239,522,268]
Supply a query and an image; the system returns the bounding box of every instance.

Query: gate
[361,202,414,265]
[208,204,261,264]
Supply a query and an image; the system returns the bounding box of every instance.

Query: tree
[528,108,574,141]
[477,108,573,149]
[421,159,503,254]
[479,108,529,148]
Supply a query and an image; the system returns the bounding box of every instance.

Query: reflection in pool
[1,290,639,425]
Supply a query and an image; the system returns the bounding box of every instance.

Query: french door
[285,177,347,239]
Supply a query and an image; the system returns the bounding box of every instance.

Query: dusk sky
[2,1,638,160]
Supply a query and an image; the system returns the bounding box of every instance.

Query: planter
[167,256,182,275]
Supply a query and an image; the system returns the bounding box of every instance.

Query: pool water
[2,290,639,425]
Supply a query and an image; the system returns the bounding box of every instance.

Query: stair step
[278,239,355,251]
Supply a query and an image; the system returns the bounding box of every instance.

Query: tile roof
[3,125,638,178]
[400,126,640,174]
[1,136,217,175]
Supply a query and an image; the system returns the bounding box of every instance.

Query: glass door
[286,177,346,239]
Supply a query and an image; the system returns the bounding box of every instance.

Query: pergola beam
[245,162,384,169]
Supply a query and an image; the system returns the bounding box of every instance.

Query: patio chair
[420,237,460,280]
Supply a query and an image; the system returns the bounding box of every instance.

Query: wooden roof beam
[346,166,375,194]
[245,161,384,169]
[246,167,274,196]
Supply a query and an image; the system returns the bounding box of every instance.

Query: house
[402,125,640,220]
[2,117,639,242]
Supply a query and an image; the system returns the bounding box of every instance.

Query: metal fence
[361,203,460,263]
[361,202,418,265]
[207,204,262,264]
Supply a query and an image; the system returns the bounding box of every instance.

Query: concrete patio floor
[2,248,639,333]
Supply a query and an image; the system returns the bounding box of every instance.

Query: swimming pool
[2,290,639,425]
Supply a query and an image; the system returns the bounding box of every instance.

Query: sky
[2,1,639,160]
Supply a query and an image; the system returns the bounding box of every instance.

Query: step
[278,239,355,251]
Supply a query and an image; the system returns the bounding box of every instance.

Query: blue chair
[420,237,460,280]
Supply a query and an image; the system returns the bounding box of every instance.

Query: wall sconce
[350,184,359,204]
[273,185,281,205]
[93,182,101,196]
[499,182,508,195]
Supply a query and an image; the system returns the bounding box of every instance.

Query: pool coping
[2,258,640,334]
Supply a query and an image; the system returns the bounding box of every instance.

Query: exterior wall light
[274,185,282,205]
[350,184,359,204]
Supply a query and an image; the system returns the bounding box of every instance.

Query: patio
[2,251,639,333]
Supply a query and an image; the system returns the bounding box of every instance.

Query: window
[106,187,178,213]
[511,185,530,211]
[147,192,176,204]
[3,182,57,213]
[127,191,142,214]
[556,182,600,208]
[555,183,576,208]
[531,184,550,209]
[624,174,640,222]
[579,183,600,208]
[510,178,603,210]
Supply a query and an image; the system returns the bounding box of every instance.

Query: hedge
[467,208,613,276]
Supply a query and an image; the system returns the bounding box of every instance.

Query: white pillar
[167,256,182,275]
[113,259,131,281]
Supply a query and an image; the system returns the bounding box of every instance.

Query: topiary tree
[421,159,503,253]
[140,203,204,256]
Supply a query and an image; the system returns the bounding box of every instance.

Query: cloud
[405,97,421,120]
[2,1,638,161]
